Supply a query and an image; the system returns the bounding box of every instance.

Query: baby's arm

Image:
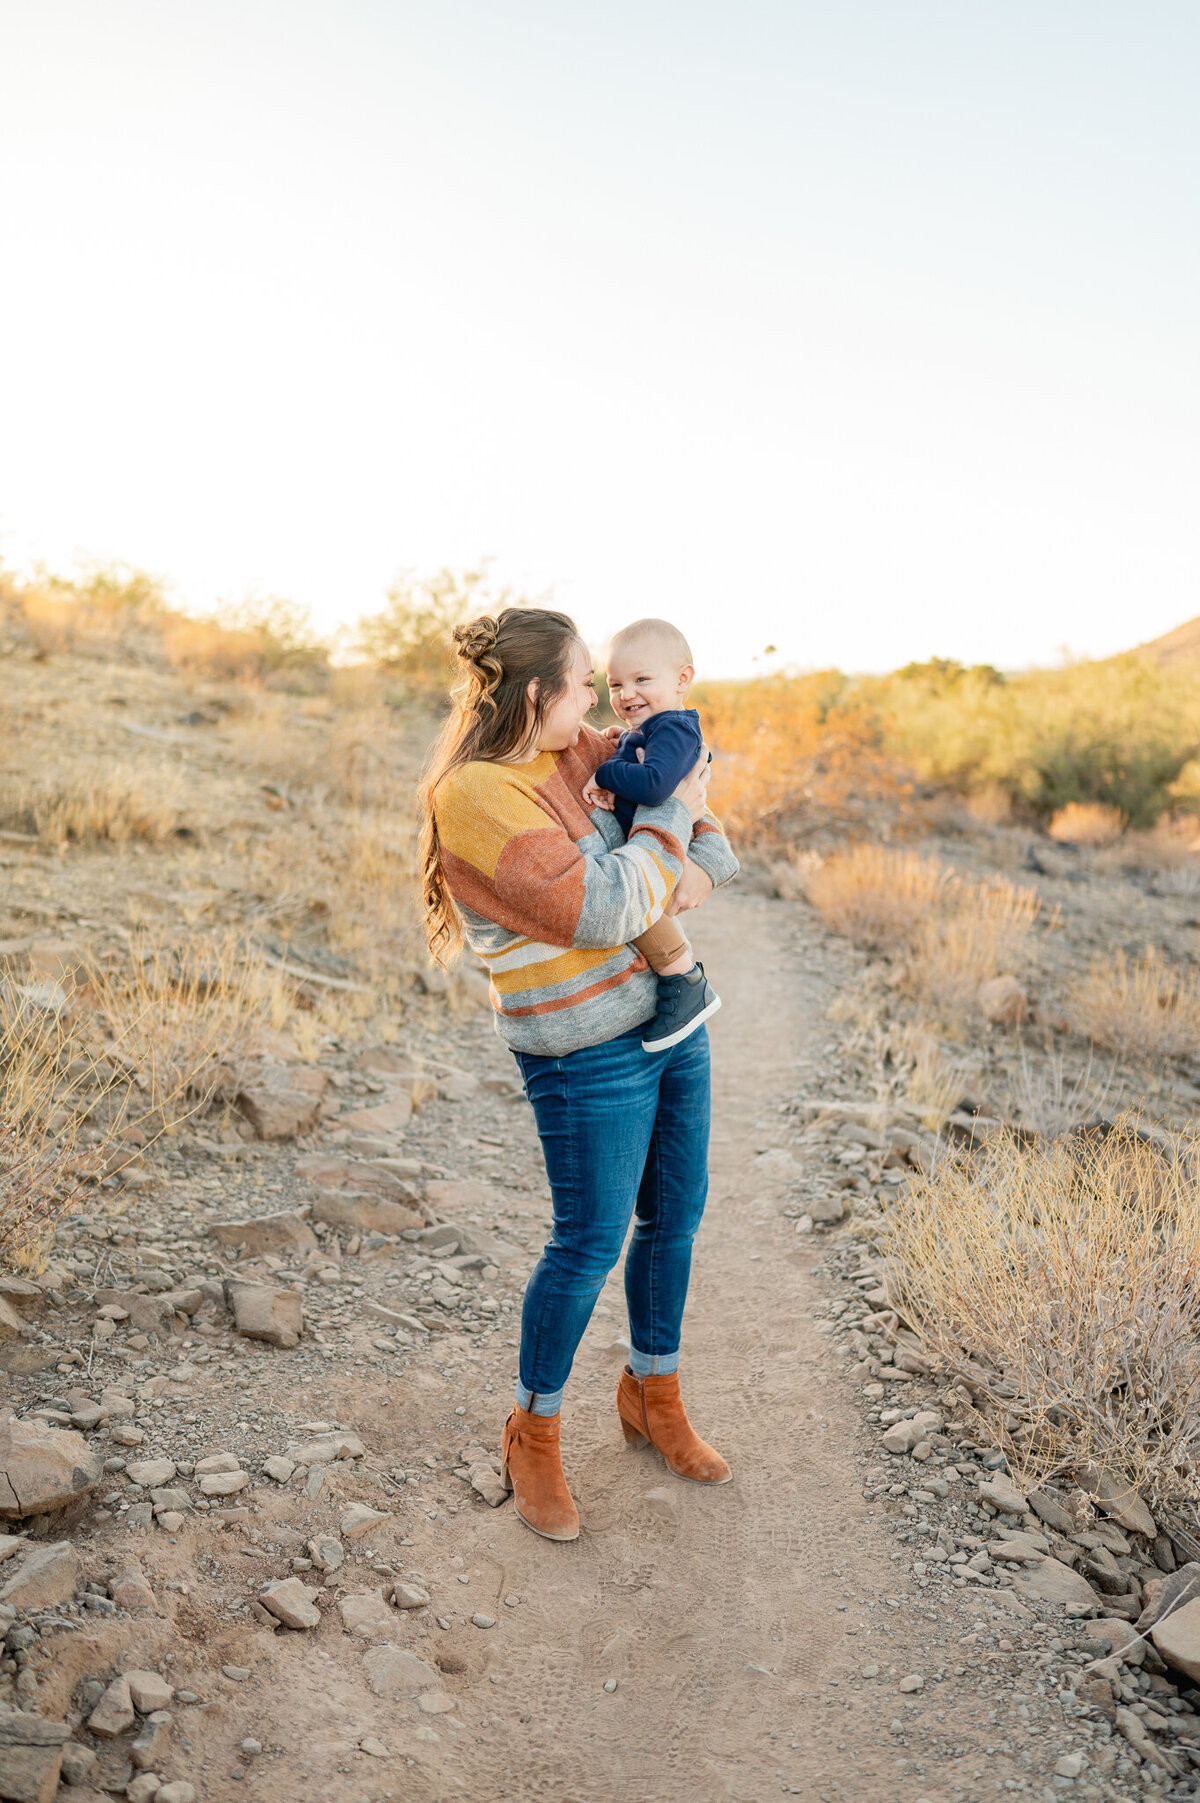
[594,716,703,808]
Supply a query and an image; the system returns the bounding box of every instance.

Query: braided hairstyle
[418,606,581,964]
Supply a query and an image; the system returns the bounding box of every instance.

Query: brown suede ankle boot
[501,1405,580,1541]
[617,1367,732,1484]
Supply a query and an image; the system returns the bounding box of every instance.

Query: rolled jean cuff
[515,1381,564,1417]
[628,1349,680,1378]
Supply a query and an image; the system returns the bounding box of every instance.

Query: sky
[1,1,1197,677]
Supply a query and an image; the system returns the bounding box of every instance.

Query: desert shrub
[2,767,186,846]
[884,1125,1200,1506]
[161,597,327,685]
[1067,947,1200,1061]
[1047,801,1126,846]
[869,653,1200,827]
[355,565,521,696]
[695,673,911,847]
[805,845,953,947]
[902,879,1041,1029]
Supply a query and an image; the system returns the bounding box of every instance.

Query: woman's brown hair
[418,606,581,965]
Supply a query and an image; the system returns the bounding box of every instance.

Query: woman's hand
[665,859,714,916]
[671,748,711,822]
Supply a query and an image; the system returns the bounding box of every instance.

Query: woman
[418,606,739,1541]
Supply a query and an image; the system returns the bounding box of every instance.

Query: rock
[340,1504,391,1541]
[1138,1563,1200,1635]
[1009,1557,1100,1611]
[1077,1466,1156,1538]
[0,1416,104,1516]
[339,1097,413,1135]
[1053,1752,1085,1779]
[263,1456,295,1485]
[1089,1618,1147,1667]
[125,1501,154,1530]
[0,1533,26,1562]
[236,1086,321,1141]
[129,1717,171,1770]
[93,1290,178,1338]
[1027,1487,1076,1535]
[0,1541,82,1609]
[898,1673,924,1693]
[978,975,1029,1025]
[295,1152,418,1199]
[359,1736,391,1759]
[356,1045,423,1076]
[126,1458,177,1488]
[198,1470,249,1497]
[471,1612,496,1629]
[338,1590,395,1637]
[159,1288,202,1317]
[154,1786,196,1803]
[224,1280,303,1350]
[88,1675,135,1738]
[808,1193,849,1226]
[978,1473,1028,1514]
[208,1213,318,1256]
[126,1671,174,1713]
[0,1707,69,1803]
[307,1534,344,1572]
[149,1487,191,1513]
[470,1466,508,1508]
[361,1645,441,1699]
[881,1411,943,1456]
[1151,1594,1200,1682]
[194,1453,240,1475]
[310,1193,424,1235]
[259,1577,320,1629]
[285,1431,364,1465]
[423,1179,497,1214]
[109,1563,155,1611]
[126,1778,161,1803]
[987,1532,1046,1564]
[221,1664,251,1681]
[0,1297,29,1346]
[392,1583,430,1609]
[59,1742,96,1784]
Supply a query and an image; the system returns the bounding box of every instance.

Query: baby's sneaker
[641,964,721,1052]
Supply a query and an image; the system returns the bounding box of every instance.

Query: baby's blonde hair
[608,617,694,669]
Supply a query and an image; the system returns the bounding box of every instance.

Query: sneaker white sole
[641,994,722,1053]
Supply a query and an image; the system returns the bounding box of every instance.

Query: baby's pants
[633,913,691,974]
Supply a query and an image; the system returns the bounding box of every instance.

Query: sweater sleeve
[687,812,740,889]
[592,715,704,808]
[435,763,693,951]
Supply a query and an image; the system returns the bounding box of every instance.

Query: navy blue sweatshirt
[593,707,706,837]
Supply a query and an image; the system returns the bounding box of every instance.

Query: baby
[583,617,722,1052]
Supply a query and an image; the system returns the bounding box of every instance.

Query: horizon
[2,3,1198,678]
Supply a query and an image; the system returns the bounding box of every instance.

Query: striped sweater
[434,723,739,1055]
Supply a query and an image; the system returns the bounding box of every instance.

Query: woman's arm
[686,811,739,889]
[436,763,694,952]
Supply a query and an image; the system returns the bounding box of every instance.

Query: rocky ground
[3,869,1200,1803]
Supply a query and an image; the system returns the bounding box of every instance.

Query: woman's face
[531,639,598,752]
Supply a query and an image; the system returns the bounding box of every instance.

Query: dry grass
[3,766,187,846]
[83,930,285,1134]
[0,988,121,1266]
[898,1028,976,1130]
[902,879,1041,1030]
[1067,947,1200,1062]
[806,846,954,948]
[884,1124,1200,1508]
[1047,801,1127,846]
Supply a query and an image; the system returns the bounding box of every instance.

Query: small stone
[361,1644,441,1699]
[285,1431,365,1465]
[126,1459,177,1488]
[221,1664,251,1681]
[603,1678,618,1692]
[61,1741,97,1784]
[208,1213,317,1256]
[307,1534,344,1572]
[126,1777,161,1803]
[224,1279,303,1350]
[126,1670,174,1712]
[109,1563,155,1610]
[156,1510,185,1533]
[88,1673,135,1737]
[109,1424,147,1447]
[259,1576,320,1629]
[337,1589,394,1637]
[861,1664,880,1679]
[194,1452,240,1475]
[199,1470,249,1497]
[263,1456,295,1485]
[154,1784,196,1803]
[393,1583,430,1609]
[359,1736,390,1758]
[471,1612,496,1629]
[240,1739,263,1756]
[978,1473,1028,1513]
[470,1466,509,1508]
[339,1503,391,1540]
[130,1717,171,1769]
[1054,1752,1086,1778]
[236,1086,321,1141]
[125,1501,154,1530]
[898,1673,924,1694]
[0,1415,105,1516]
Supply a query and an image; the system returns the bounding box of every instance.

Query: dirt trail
[239,886,1020,1803]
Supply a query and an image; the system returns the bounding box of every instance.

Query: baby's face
[606,641,691,727]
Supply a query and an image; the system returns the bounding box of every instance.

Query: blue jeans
[511,1022,711,1416]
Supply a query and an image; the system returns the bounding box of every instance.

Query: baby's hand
[602,724,623,743]
[582,778,616,811]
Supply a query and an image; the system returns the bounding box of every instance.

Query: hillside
[1133,613,1200,665]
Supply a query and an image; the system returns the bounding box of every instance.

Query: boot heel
[621,1418,650,1449]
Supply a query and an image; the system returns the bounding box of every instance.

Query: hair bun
[452,614,503,691]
